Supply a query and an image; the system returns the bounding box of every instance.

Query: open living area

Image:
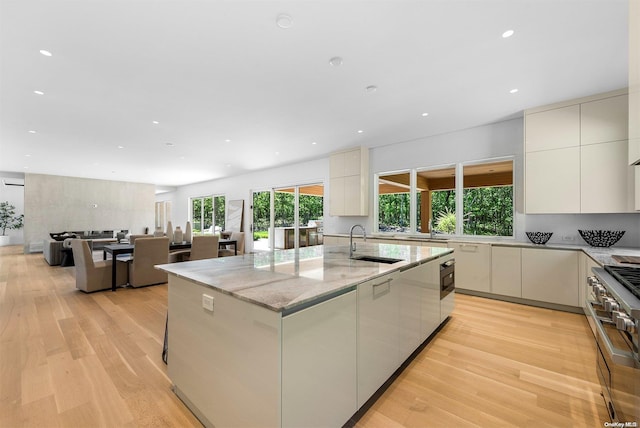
[1,1,639,427]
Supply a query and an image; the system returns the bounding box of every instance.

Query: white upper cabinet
[329,147,369,216]
[581,140,634,213]
[526,147,580,213]
[525,89,633,214]
[525,105,580,152]
[629,0,640,165]
[581,95,629,146]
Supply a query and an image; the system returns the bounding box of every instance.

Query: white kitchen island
[158,243,453,428]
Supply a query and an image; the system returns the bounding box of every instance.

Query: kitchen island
[158,243,453,428]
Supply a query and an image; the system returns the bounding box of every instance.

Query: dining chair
[71,239,127,292]
[183,235,219,261]
[120,237,169,287]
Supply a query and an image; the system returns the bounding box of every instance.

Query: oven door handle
[584,302,638,368]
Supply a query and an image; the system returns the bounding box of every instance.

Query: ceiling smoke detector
[276,14,293,29]
[329,56,343,67]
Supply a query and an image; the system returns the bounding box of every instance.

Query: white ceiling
[0,0,629,187]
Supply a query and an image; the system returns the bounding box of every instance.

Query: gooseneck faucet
[349,224,367,258]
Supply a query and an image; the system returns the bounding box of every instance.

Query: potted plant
[0,201,24,246]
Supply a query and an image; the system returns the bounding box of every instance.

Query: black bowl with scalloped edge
[578,230,625,247]
[525,232,553,245]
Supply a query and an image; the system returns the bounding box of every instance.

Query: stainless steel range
[587,265,640,423]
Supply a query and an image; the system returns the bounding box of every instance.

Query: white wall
[25,174,155,253]
[0,173,25,245]
[158,117,640,250]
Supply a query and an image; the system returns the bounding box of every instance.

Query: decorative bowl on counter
[525,232,553,245]
[578,230,625,247]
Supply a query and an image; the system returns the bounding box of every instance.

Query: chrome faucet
[429,219,434,239]
[349,224,367,258]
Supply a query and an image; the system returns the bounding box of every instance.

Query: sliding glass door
[250,183,324,252]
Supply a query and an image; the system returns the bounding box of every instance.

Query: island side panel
[168,275,281,428]
[282,290,357,428]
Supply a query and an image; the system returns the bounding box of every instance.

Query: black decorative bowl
[526,232,553,245]
[578,230,625,247]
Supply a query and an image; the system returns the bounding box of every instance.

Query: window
[377,171,411,233]
[190,195,225,235]
[462,160,513,236]
[375,158,514,237]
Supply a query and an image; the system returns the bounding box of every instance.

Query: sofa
[43,230,126,266]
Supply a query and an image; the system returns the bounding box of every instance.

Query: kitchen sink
[351,255,404,264]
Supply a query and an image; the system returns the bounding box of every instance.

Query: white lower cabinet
[282,290,357,428]
[580,253,601,308]
[521,248,580,307]
[448,242,491,292]
[357,273,399,408]
[491,246,522,297]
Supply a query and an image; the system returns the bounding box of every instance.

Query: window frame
[374,156,515,239]
[189,194,226,236]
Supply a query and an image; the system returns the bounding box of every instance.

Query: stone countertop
[325,233,640,267]
[157,243,453,313]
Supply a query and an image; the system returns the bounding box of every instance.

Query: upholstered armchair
[72,239,127,292]
[122,237,169,287]
[219,231,245,257]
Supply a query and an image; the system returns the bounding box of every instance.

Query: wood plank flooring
[1,245,609,427]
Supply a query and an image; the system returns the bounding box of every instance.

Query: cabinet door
[357,274,399,408]
[522,248,579,307]
[630,0,640,165]
[330,152,346,177]
[525,105,580,152]
[344,148,363,176]
[282,291,357,428]
[525,147,580,213]
[329,177,345,216]
[581,140,633,213]
[343,174,365,216]
[581,95,628,146]
[491,246,522,297]
[396,265,427,362]
[447,243,491,292]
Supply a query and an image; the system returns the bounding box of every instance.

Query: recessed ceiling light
[34,90,44,95]
[311,141,317,145]
[39,49,52,57]
[421,112,429,117]
[276,14,293,29]
[225,139,231,143]
[152,120,159,124]
[23,166,29,169]
[329,57,343,67]
[179,156,185,160]
[117,145,124,149]
[357,130,364,134]
[28,130,36,134]
[25,154,31,157]
[226,164,232,168]
[510,88,519,94]
[366,85,377,93]
[502,30,514,38]
[275,151,280,155]
[165,142,175,147]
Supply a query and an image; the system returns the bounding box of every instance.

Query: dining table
[103,239,237,291]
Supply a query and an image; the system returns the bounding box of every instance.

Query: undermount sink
[351,255,404,264]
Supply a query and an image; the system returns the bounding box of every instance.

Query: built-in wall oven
[586,266,640,423]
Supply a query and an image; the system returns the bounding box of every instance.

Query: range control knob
[593,285,608,303]
[603,298,619,313]
[615,314,636,333]
[587,276,600,287]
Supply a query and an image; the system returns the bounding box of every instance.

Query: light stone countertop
[157,243,453,313]
[326,233,640,267]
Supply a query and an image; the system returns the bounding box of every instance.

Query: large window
[376,159,514,237]
[190,195,225,235]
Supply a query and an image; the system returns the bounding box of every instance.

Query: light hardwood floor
[1,246,609,427]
